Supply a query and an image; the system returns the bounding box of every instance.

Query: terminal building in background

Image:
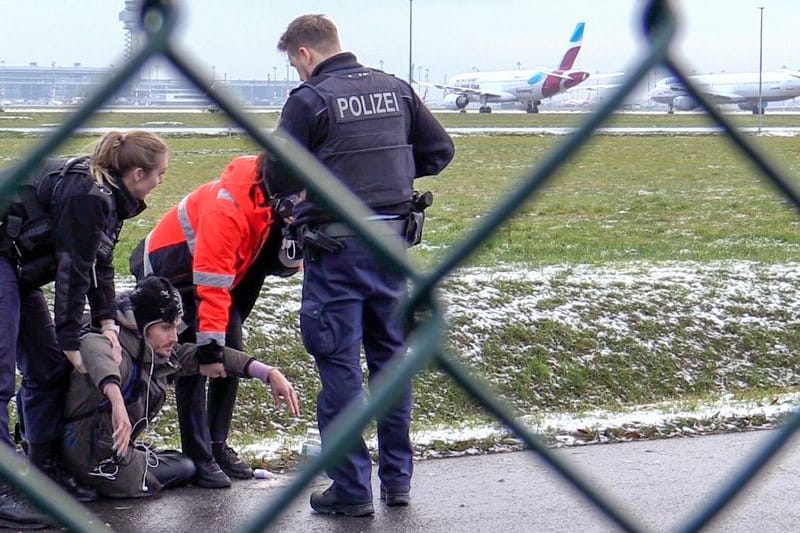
[0,1,294,109]
[0,63,295,108]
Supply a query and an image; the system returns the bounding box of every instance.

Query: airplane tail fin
[558,22,585,70]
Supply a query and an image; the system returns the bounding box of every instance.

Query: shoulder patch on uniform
[329,91,402,123]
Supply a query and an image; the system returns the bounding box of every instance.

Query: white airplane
[427,22,590,114]
[649,70,800,114]
[561,92,595,108]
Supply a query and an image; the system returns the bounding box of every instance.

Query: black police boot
[380,484,410,506]
[212,442,253,480]
[27,442,97,502]
[193,460,232,489]
[310,485,374,517]
[0,482,59,529]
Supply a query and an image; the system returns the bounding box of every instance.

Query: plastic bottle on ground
[253,468,271,479]
[301,427,322,456]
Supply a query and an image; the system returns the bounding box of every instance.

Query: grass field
[3,108,800,129]
[2,111,799,464]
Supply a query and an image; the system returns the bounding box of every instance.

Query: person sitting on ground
[60,275,299,498]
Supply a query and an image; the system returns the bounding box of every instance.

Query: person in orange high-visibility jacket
[129,154,300,488]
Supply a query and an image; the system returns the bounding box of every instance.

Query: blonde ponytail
[89,130,168,187]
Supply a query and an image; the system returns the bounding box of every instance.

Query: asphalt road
[41,428,800,532]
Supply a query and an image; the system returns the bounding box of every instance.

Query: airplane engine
[443,93,469,110]
[738,102,766,113]
[672,96,699,111]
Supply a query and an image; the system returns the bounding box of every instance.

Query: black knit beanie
[129,275,184,333]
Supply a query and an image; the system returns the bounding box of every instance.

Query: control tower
[118,0,143,59]
[119,0,169,82]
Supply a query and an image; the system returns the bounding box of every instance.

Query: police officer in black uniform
[0,131,168,527]
[267,14,455,517]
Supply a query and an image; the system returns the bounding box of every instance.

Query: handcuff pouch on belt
[0,215,22,256]
[1,212,56,286]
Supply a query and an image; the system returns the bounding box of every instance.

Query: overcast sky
[0,1,796,84]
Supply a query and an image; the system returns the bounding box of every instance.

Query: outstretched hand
[267,369,300,417]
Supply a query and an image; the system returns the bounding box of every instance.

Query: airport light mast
[408,0,414,83]
[757,6,764,133]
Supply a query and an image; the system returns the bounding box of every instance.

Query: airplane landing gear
[459,108,467,113]
[526,101,540,114]
[478,95,492,114]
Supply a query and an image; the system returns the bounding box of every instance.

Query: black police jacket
[266,52,455,222]
[44,163,145,351]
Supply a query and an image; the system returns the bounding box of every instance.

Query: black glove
[273,196,296,220]
[196,340,224,365]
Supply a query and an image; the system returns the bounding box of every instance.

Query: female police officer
[0,130,169,510]
[269,14,454,517]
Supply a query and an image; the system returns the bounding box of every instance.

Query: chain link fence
[1,0,799,531]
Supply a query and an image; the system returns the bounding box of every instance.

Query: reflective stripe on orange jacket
[143,156,273,346]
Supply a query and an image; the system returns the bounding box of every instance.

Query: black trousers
[149,448,196,490]
[3,256,71,448]
[175,303,243,463]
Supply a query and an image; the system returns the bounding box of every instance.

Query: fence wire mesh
[0,0,798,531]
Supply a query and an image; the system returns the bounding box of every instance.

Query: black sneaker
[37,461,97,503]
[25,443,97,503]
[53,469,98,503]
[310,486,374,517]
[380,485,410,507]
[212,443,253,480]
[0,483,59,529]
[193,460,232,489]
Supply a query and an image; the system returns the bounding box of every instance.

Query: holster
[0,215,21,256]
[404,211,424,247]
[405,190,433,247]
[0,230,14,257]
[298,225,345,255]
[2,214,22,239]
[17,254,57,288]
[0,218,55,287]
[1,209,57,286]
